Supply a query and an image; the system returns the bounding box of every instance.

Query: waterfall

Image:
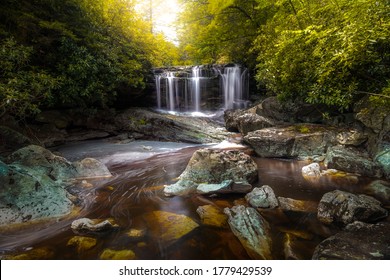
[153,64,249,113]
[192,66,201,112]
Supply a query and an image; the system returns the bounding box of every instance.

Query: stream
[0,139,378,259]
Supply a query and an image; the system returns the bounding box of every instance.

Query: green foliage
[0,0,180,118]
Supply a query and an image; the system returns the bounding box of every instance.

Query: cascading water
[154,64,249,113]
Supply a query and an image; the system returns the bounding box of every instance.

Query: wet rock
[236,113,278,135]
[284,233,303,260]
[375,144,390,179]
[224,205,272,259]
[196,205,228,228]
[245,185,279,209]
[99,249,136,260]
[143,211,199,244]
[364,180,390,205]
[196,180,252,195]
[278,197,318,213]
[244,124,337,159]
[301,163,321,177]
[126,228,147,240]
[324,145,383,178]
[73,158,112,178]
[164,149,258,196]
[317,190,388,226]
[71,218,119,233]
[313,221,390,260]
[0,160,73,226]
[67,236,97,253]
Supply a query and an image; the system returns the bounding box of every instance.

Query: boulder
[301,163,321,177]
[0,160,73,226]
[164,149,258,196]
[196,205,228,228]
[354,96,390,134]
[324,145,383,178]
[336,129,367,146]
[364,180,390,205]
[236,113,279,135]
[374,143,390,179]
[224,205,272,259]
[73,158,112,178]
[313,221,390,260]
[196,180,252,195]
[71,218,119,233]
[244,124,337,159]
[245,185,279,209]
[224,109,245,132]
[317,190,388,226]
[143,211,199,244]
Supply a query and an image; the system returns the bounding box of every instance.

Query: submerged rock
[313,221,390,259]
[67,236,97,253]
[71,218,119,233]
[2,247,55,260]
[164,149,258,196]
[143,211,199,244]
[278,197,318,213]
[196,205,228,228]
[244,124,337,159]
[224,205,272,259]
[245,185,279,209]
[73,158,112,178]
[99,249,136,260]
[324,145,383,178]
[317,190,388,226]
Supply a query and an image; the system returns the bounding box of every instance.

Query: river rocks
[313,221,390,260]
[278,197,318,213]
[196,205,228,228]
[71,218,119,233]
[364,180,390,205]
[224,205,272,259]
[244,124,336,159]
[301,163,321,177]
[73,158,111,178]
[317,190,388,226]
[375,144,390,179]
[67,236,97,253]
[336,129,367,146]
[224,109,245,132]
[324,145,383,178]
[245,186,279,209]
[164,149,258,196]
[99,249,136,260]
[143,211,199,244]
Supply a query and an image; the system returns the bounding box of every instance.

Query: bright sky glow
[135,0,181,43]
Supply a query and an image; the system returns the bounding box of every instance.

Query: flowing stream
[0,139,378,259]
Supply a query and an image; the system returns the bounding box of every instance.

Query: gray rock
[278,197,318,213]
[374,143,390,179]
[317,190,388,226]
[324,145,383,178]
[245,185,279,209]
[224,205,272,259]
[354,96,390,133]
[71,218,119,233]
[336,129,367,146]
[164,149,258,196]
[301,163,321,177]
[244,124,337,159]
[73,158,112,178]
[313,221,390,259]
[196,180,252,195]
[224,109,245,132]
[236,113,279,135]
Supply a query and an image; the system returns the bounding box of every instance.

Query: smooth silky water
[0,139,378,260]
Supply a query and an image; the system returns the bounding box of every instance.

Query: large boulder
[236,113,279,135]
[354,96,390,134]
[364,180,390,205]
[244,124,337,159]
[324,145,383,178]
[0,160,73,226]
[224,205,272,259]
[224,109,245,132]
[317,190,388,226]
[164,149,258,196]
[313,221,390,260]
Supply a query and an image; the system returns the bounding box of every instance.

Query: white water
[220,66,249,110]
[192,66,201,112]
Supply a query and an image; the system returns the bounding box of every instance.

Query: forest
[1,0,389,119]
